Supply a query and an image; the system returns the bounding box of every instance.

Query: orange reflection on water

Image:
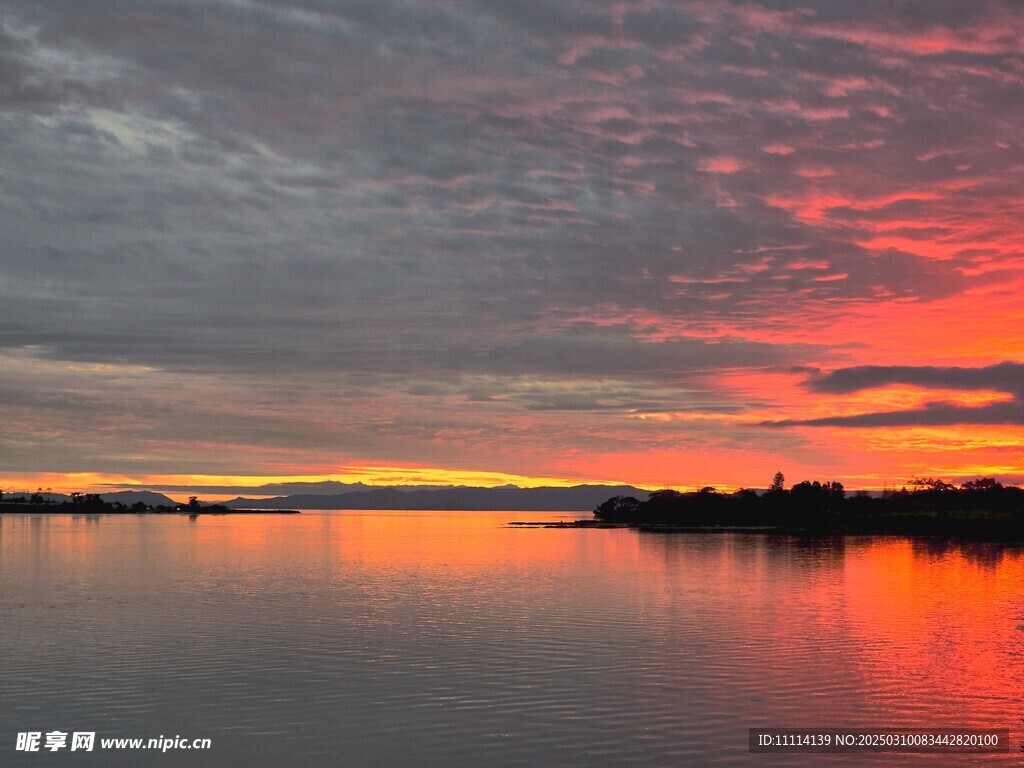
[4,510,1024,757]
[162,510,642,576]
[838,539,1024,722]
[322,511,644,573]
[631,532,1024,743]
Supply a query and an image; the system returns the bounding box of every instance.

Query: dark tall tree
[909,477,956,492]
[961,478,1002,491]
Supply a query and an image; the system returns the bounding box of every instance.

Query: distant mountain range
[102,480,479,496]
[7,485,653,512]
[222,485,652,511]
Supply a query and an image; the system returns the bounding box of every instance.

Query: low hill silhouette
[594,477,1024,540]
[225,484,652,511]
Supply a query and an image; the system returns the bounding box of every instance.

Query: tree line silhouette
[0,491,222,514]
[595,474,1024,539]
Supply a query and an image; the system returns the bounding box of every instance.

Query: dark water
[1,511,1022,766]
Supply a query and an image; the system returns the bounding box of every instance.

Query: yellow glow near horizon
[0,465,642,496]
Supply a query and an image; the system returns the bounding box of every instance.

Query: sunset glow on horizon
[0,467,640,498]
[3,1,1024,494]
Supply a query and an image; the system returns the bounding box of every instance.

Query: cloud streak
[763,361,1024,428]
[768,401,1024,428]
[808,362,1024,395]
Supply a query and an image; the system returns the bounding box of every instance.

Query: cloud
[2,0,1024,483]
[767,401,1024,428]
[761,361,1024,428]
[807,362,1024,395]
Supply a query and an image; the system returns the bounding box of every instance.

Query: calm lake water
[2,510,1023,766]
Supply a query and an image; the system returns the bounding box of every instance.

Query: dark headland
[0,492,298,515]
[570,476,1024,542]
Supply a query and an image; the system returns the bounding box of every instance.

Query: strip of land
[582,479,1024,541]
[0,496,298,515]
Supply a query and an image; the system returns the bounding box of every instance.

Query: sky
[2,0,1024,495]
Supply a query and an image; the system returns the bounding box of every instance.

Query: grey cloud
[808,362,1024,395]
[750,0,1003,28]
[766,401,1024,428]
[763,361,1024,429]
[473,326,802,380]
[477,0,612,38]
[622,6,701,47]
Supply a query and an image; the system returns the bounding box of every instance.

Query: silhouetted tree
[594,495,642,521]
[187,496,201,510]
[592,475,1024,539]
[823,481,845,499]
[961,478,1002,491]
[909,477,956,492]
[768,471,786,493]
[790,480,822,497]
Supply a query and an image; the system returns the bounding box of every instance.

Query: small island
[0,491,298,515]
[584,474,1024,541]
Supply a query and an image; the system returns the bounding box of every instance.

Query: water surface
[2,511,1022,766]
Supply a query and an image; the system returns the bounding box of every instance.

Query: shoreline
[509,518,1024,543]
[0,503,299,515]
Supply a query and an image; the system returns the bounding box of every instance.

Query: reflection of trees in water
[643,529,1021,575]
[909,538,1015,569]
[643,531,852,576]
[784,534,848,569]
